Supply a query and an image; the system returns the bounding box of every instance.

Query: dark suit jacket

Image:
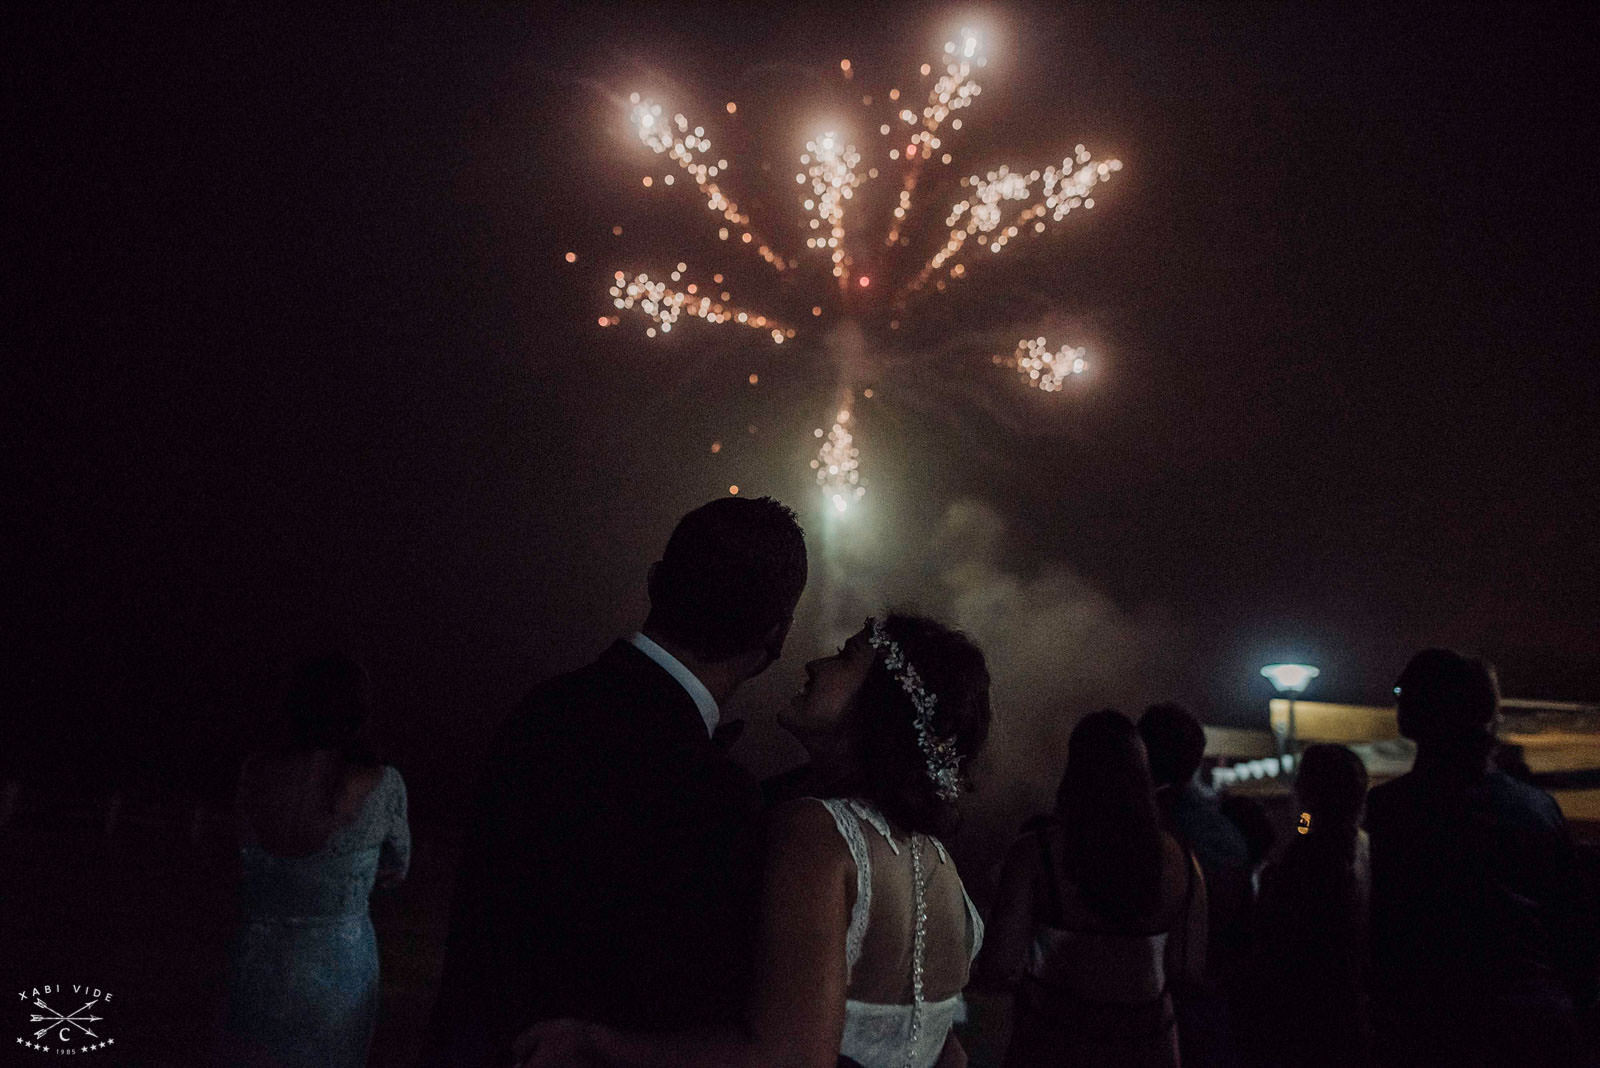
[423,640,766,1066]
[1365,765,1599,1064]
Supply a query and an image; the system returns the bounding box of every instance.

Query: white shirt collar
[629,632,720,738]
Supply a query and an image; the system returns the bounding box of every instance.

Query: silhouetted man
[1365,649,1598,1068]
[422,496,808,1066]
[1139,702,1252,1068]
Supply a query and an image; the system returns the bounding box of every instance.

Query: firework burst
[594,26,1120,510]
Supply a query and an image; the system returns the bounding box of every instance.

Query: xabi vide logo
[15,984,117,1055]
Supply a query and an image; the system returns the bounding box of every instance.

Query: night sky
[8,3,1597,826]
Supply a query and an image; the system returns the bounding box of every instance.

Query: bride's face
[780,624,876,738]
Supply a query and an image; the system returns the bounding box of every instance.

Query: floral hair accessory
[867,617,964,802]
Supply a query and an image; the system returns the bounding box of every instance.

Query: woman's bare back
[238,751,384,857]
[845,821,976,1005]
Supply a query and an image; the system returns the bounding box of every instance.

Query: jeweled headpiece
[867,617,964,802]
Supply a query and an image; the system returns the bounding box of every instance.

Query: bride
[516,613,992,1068]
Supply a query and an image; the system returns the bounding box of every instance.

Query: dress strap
[961,880,986,962]
[1169,846,1202,980]
[809,798,873,975]
[845,798,899,854]
[1036,827,1068,929]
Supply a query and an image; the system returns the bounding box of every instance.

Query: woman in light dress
[215,654,410,1068]
[517,613,993,1068]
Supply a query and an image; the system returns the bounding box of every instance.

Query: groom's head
[645,496,808,677]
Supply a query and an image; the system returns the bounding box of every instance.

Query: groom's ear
[764,615,794,664]
[729,618,790,682]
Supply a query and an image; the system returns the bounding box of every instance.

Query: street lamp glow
[1260,663,1320,694]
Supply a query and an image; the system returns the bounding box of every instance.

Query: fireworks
[904,150,1122,299]
[630,94,792,272]
[800,132,864,288]
[599,28,1121,509]
[884,28,985,248]
[607,266,793,342]
[997,337,1089,392]
[812,404,865,512]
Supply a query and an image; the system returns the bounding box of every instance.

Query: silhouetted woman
[977,709,1206,1067]
[216,654,410,1067]
[1246,743,1372,1067]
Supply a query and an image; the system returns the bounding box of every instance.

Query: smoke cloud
[735,498,1184,892]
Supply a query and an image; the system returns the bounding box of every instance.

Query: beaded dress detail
[812,798,983,1068]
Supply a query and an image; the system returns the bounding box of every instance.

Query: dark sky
[7,3,1597,822]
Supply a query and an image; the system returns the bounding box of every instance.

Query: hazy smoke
[736,498,1183,891]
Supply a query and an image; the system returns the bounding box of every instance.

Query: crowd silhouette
[212,497,1599,1067]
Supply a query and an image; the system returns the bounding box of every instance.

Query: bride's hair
[832,613,991,838]
[283,653,380,766]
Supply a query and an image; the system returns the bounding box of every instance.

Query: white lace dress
[809,798,983,1068]
[219,764,410,1067]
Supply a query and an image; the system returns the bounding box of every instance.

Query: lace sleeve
[378,767,411,881]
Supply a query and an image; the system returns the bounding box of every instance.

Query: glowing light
[729,485,739,494]
[1261,664,1320,694]
[998,337,1089,392]
[799,130,863,288]
[599,26,1127,508]
[815,402,865,510]
[608,271,789,343]
[630,97,788,272]
[564,252,577,263]
[904,147,1121,297]
[885,28,986,247]
[611,225,623,235]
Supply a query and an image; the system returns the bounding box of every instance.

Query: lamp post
[1261,663,1320,760]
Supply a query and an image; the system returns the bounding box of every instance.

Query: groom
[423,495,808,1066]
